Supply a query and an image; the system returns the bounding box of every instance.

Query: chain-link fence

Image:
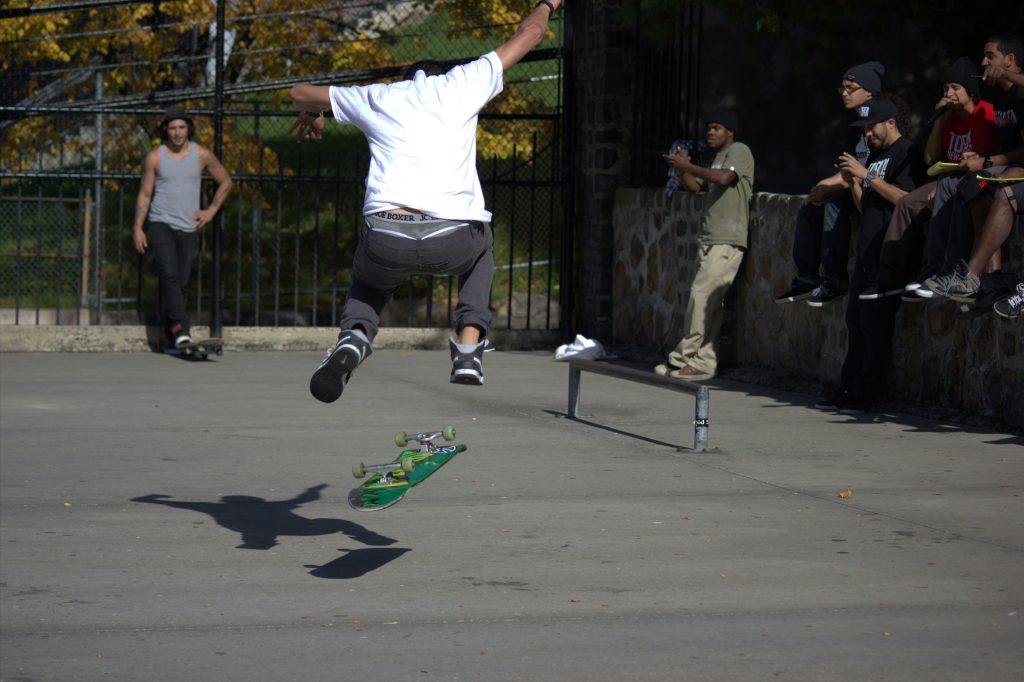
[1,0,568,335]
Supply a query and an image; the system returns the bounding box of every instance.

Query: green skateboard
[348,426,466,512]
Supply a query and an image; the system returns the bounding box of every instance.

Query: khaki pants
[667,243,744,376]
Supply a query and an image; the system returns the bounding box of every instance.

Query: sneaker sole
[933,291,978,304]
[775,291,815,304]
[450,371,484,386]
[310,344,366,402]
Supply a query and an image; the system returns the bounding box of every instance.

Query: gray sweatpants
[340,212,494,342]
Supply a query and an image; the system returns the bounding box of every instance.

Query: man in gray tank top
[132,106,232,348]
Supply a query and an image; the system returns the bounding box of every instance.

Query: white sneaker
[174,334,192,349]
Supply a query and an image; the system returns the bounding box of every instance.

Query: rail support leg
[568,365,581,418]
[693,385,710,452]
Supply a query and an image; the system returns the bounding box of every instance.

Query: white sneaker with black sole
[310,330,372,403]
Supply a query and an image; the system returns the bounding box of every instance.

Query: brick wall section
[612,187,1024,428]
[570,1,634,340]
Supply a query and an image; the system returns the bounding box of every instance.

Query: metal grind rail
[567,359,710,452]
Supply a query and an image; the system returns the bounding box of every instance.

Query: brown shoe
[668,365,713,381]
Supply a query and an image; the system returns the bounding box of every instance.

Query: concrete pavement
[1,350,1022,681]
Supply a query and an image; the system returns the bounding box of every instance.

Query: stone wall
[612,187,1024,428]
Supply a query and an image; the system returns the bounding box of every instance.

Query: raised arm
[287,85,332,142]
[494,0,562,71]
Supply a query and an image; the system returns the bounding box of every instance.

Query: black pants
[341,215,494,342]
[792,190,854,288]
[921,173,974,278]
[148,222,198,336]
[840,221,900,402]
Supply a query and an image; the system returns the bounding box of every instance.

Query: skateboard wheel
[352,463,366,479]
[400,455,416,473]
[394,431,408,447]
[442,425,456,441]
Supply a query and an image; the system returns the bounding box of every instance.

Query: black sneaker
[994,283,1024,319]
[806,284,847,308]
[775,279,819,304]
[957,280,1009,320]
[449,338,486,385]
[310,330,372,403]
[858,284,903,300]
[901,291,925,303]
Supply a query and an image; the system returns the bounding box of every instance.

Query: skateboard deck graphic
[348,427,466,511]
[167,338,224,360]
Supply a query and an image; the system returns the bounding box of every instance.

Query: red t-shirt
[940,100,998,162]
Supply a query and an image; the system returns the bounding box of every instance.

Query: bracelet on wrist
[304,110,323,118]
[535,0,556,15]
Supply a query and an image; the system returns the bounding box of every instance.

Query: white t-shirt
[328,51,504,221]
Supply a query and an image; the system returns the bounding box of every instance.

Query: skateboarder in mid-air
[288,0,562,403]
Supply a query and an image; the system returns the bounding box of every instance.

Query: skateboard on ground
[167,338,224,360]
[348,426,466,512]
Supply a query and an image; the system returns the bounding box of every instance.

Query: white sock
[453,338,485,354]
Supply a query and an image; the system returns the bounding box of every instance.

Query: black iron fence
[1,1,569,335]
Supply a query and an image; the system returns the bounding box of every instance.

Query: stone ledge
[0,325,563,353]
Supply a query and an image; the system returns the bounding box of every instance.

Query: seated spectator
[864,57,998,301]
[912,34,1024,306]
[815,97,926,414]
[924,167,1023,313]
[776,61,884,307]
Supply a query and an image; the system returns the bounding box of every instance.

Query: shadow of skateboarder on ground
[132,484,396,550]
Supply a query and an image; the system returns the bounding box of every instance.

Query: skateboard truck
[394,426,457,452]
[352,426,457,480]
[352,456,416,480]
[348,426,465,511]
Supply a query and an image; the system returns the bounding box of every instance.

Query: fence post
[210,0,226,338]
[93,73,103,324]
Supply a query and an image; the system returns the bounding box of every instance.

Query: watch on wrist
[304,110,323,118]
[535,0,556,15]
[982,155,993,169]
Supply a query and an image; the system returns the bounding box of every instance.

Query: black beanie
[942,57,979,96]
[842,61,886,95]
[704,106,738,134]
